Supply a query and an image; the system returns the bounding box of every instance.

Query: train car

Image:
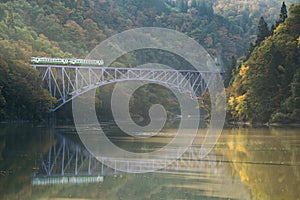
[31,57,104,66]
[73,58,104,66]
[31,57,68,65]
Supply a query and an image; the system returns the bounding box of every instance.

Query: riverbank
[227,120,300,128]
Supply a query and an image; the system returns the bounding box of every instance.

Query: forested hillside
[0,0,299,122]
[0,0,253,61]
[0,0,247,121]
[227,3,300,123]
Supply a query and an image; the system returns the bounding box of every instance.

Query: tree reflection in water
[219,127,300,200]
[0,124,299,199]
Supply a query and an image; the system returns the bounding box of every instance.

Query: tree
[277,2,288,26]
[245,42,255,60]
[177,0,188,13]
[285,3,300,35]
[256,17,270,46]
[0,5,5,20]
[5,9,15,30]
[191,0,197,8]
[224,56,237,87]
[183,0,188,13]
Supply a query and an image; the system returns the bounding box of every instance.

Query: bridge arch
[33,65,220,111]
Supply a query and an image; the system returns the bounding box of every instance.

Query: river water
[0,122,299,200]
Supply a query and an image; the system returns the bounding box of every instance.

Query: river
[0,122,299,200]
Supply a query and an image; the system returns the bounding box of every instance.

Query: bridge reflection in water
[32,129,225,186]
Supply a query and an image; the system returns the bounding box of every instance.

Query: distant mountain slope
[213,0,299,44]
[0,0,254,62]
[213,0,299,23]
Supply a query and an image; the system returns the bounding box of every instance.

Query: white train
[31,57,104,66]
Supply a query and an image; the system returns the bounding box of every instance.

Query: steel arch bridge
[32,64,222,111]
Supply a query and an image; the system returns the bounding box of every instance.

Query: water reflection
[219,128,300,200]
[34,126,222,176]
[0,124,300,199]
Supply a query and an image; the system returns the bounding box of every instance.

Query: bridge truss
[32,65,221,111]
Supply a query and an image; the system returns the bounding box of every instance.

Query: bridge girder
[32,65,221,111]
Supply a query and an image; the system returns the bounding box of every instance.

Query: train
[31,57,104,66]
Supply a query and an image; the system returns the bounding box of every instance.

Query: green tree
[256,16,270,46]
[245,42,255,60]
[276,2,288,26]
[177,0,188,13]
[224,56,237,87]
[191,0,197,8]
[0,5,5,20]
[5,9,15,30]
